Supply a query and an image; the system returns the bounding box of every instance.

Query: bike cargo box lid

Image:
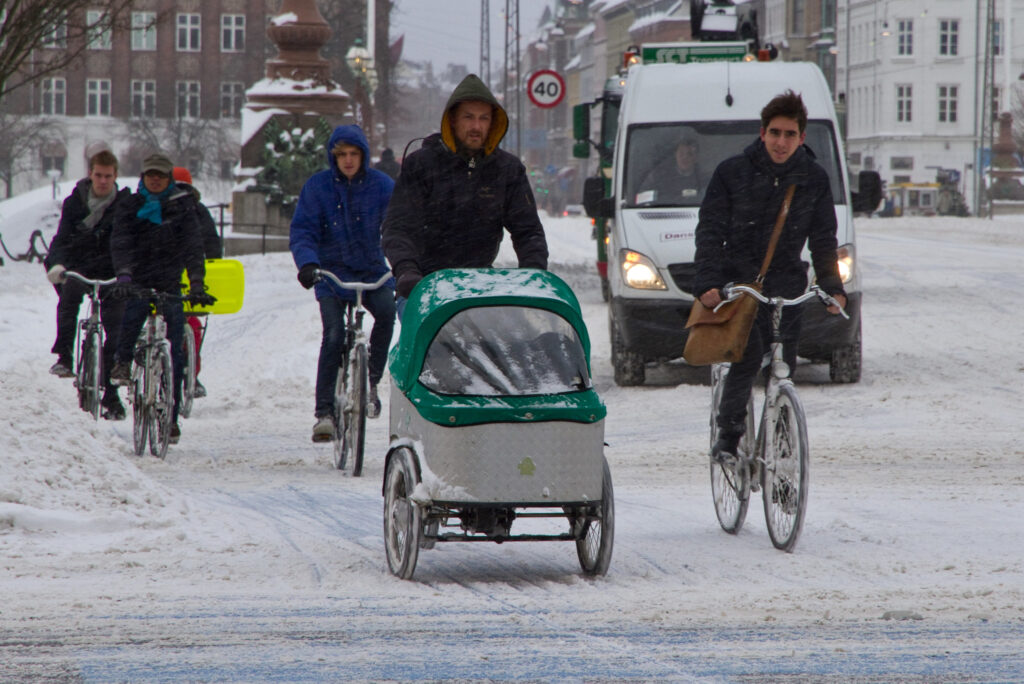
[182,258,245,314]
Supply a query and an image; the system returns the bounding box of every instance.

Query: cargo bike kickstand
[709,284,847,552]
[312,269,392,477]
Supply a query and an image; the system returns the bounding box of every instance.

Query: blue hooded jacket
[289,125,395,300]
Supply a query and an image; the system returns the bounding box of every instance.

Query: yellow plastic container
[182,258,245,314]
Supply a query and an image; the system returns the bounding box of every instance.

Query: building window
[176,81,201,118]
[938,85,958,123]
[220,159,236,180]
[131,80,156,118]
[86,79,111,116]
[221,15,245,52]
[992,86,1002,120]
[220,81,245,118]
[86,10,112,50]
[177,13,201,51]
[821,0,835,30]
[939,20,958,56]
[131,11,157,50]
[791,0,805,33]
[42,15,68,49]
[897,20,913,56]
[42,153,66,175]
[891,157,914,171]
[993,20,1002,56]
[41,78,66,115]
[896,84,912,123]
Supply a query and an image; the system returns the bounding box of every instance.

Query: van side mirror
[582,176,606,218]
[572,104,592,159]
[851,170,883,214]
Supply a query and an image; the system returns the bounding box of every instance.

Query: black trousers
[716,305,802,433]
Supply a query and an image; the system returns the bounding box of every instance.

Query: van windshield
[623,121,845,208]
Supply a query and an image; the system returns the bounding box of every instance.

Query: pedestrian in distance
[44,149,132,420]
[381,73,548,311]
[693,89,848,464]
[290,124,396,443]
[172,166,222,400]
[373,147,400,180]
[108,153,213,445]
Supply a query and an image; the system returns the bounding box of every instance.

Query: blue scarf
[136,180,176,225]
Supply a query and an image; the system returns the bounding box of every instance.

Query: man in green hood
[382,74,548,303]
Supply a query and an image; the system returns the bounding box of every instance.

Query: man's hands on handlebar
[701,284,847,317]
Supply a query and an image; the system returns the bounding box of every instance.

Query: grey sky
[390,1,550,75]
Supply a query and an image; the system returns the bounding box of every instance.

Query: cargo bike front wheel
[383,447,421,579]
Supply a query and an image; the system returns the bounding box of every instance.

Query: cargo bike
[382,269,614,579]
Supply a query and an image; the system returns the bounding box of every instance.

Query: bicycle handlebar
[718,284,850,320]
[314,269,393,293]
[62,271,116,288]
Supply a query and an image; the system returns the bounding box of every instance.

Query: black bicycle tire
[761,383,809,552]
[349,344,368,477]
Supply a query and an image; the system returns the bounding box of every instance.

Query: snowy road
[2,214,1023,681]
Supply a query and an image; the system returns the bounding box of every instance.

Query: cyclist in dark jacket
[44,149,131,419]
[694,90,847,464]
[109,153,208,444]
[382,73,548,302]
[290,124,396,442]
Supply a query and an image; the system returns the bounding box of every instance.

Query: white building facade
[837,0,1021,214]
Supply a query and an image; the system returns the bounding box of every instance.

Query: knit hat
[141,153,173,176]
[172,167,193,184]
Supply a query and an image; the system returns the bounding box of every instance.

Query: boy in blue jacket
[290,125,396,442]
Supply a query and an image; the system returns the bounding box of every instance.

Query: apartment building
[4,1,268,193]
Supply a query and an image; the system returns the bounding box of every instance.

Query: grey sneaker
[49,357,74,378]
[312,415,335,443]
[367,385,381,419]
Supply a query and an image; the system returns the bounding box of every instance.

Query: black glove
[297,263,320,290]
[395,269,423,299]
[188,284,217,307]
[110,274,133,299]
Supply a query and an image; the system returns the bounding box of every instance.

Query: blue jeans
[117,298,185,424]
[315,287,396,417]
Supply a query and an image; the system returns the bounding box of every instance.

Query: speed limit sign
[527,70,565,109]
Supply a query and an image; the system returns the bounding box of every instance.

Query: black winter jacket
[45,179,131,277]
[382,74,548,277]
[694,138,845,300]
[110,183,206,293]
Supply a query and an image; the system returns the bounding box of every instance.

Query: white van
[599,60,865,385]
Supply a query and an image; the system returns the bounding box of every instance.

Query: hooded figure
[374,148,400,180]
[289,124,396,441]
[381,74,548,299]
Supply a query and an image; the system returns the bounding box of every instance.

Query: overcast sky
[390,1,551,75]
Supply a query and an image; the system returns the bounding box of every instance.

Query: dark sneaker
[110,361,132,385]
[49,358,74,378]
[101,399,127,421]
[312,415,335,443]
[367,385,381,419]
[193,379,207,398]
[711,430,742,466]
[169,423,181,444]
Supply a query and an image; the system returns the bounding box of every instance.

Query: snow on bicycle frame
[386,268,607,506]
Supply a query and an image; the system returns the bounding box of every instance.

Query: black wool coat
[45,179,132,278]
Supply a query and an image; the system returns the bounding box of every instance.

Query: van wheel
[829,326,862,383]
[610,316,645,386]
[600,277,610,303]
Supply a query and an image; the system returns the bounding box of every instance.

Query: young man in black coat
[108,153,210,444]
[382,74,548,305]
[693,90,848,463]
[45,149,132,419]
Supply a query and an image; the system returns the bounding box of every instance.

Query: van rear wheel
[829,326,862,383]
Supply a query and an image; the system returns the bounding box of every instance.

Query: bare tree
[0,105,63,198]
[0,1,138,101]
[122,116,237,178]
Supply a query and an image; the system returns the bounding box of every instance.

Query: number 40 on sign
[526,70,565,109]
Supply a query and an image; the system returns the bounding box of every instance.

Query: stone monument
[988,112,1024,215]
[229,0,350,255]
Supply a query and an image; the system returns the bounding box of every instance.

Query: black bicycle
[60,271,116,420]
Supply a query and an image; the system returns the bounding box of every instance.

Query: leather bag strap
[755,184,797,285]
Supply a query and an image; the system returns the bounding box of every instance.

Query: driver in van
[638,130,703,204]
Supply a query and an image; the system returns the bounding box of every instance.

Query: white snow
[1,186,1023,679]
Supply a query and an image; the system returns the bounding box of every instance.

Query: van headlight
[837,244,854,284]
[620,249,667,290]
